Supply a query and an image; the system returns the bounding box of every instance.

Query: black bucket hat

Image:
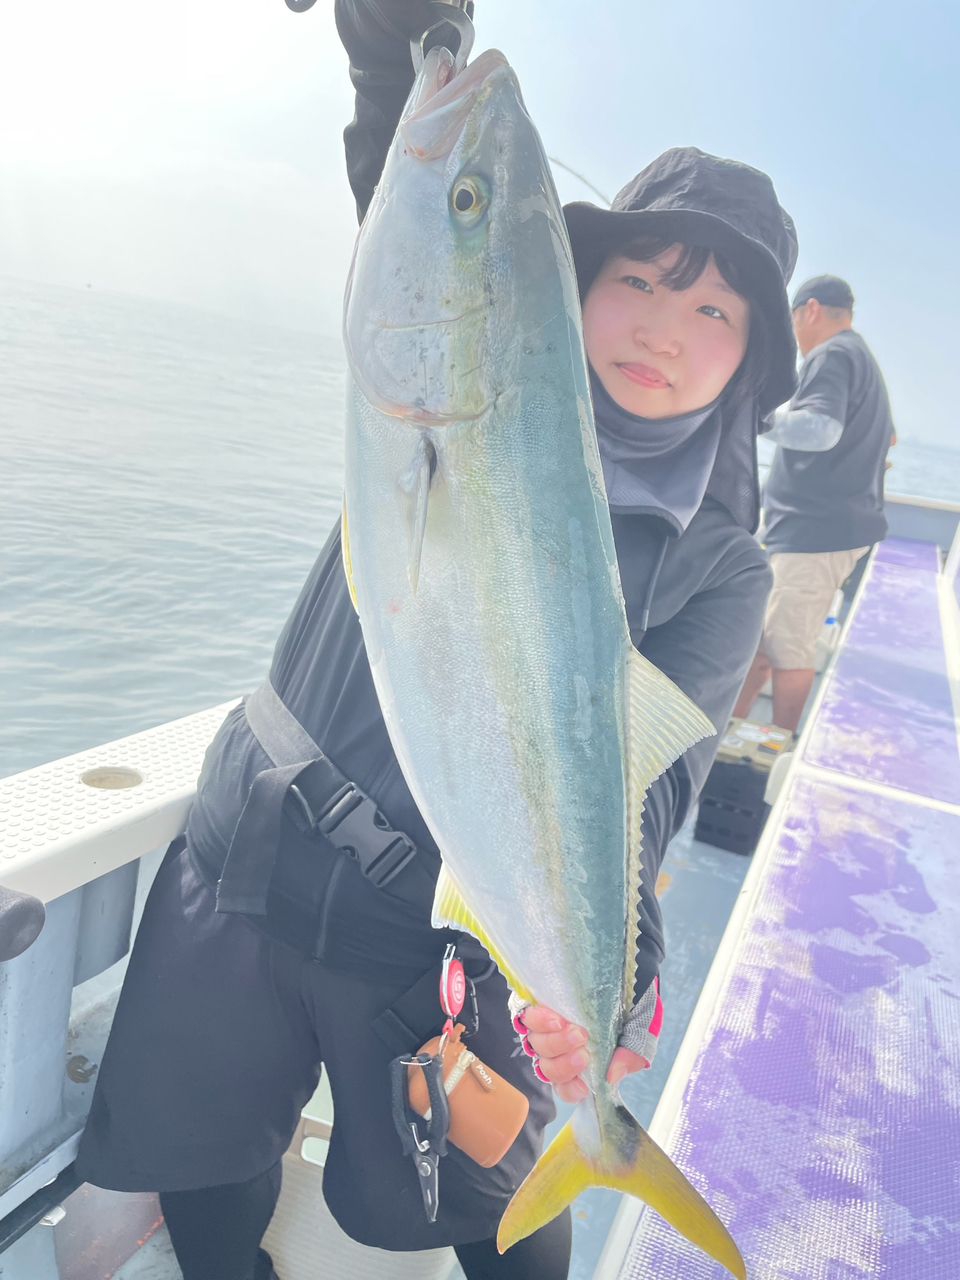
[563,147,799,417]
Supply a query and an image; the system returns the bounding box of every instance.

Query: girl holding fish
[76,3,799,1277]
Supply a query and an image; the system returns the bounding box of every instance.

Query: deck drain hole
[81,766,143,790]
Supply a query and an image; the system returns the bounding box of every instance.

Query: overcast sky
[2,0,957,447]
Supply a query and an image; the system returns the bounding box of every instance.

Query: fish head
[343,45,577,430]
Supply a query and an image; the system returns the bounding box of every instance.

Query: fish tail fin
[497,1101,745,1280]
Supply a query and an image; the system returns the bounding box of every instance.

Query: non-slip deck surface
[617,539,960,1278]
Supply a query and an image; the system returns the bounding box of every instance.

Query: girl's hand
[516,1005,650,1105]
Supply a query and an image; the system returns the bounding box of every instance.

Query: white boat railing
[0,704,234,1227]
[0,703,456,1279]
[945,510,960,600]
[0,704,235,908]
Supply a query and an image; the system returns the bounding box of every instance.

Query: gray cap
[792,274,854,310]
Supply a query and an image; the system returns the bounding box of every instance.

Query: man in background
[735,275,895,731]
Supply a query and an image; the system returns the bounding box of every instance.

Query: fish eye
[451,176,488,220]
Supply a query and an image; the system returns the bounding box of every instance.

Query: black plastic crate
[701,758,769,810]
[693,719,794,856]
[695,794,770,855]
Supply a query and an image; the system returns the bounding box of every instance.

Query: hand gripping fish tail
[496,1095,747,1280]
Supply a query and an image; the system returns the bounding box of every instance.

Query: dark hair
[590,232,771,408]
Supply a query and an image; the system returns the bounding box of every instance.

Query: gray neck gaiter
[590,371,723,534]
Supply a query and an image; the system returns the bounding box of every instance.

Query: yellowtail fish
[341,40,745,1280]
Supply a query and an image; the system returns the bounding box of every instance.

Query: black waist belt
[216,679,431,916]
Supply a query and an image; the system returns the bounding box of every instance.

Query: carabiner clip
[411,1,475,74]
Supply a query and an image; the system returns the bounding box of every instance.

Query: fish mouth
[401,48,512,161]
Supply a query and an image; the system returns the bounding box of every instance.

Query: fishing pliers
[389,1050,451,1223]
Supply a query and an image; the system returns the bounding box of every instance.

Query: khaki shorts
[760,546,869,669]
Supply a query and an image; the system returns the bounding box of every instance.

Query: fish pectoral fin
[431,864,536,1007]
[497,1102,745,1280]
[623,650,715,1004]
[341,500,359,614]
[399,435,438,594]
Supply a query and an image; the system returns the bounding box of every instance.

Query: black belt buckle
[291,779,418,889]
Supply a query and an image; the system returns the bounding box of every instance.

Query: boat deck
[602,536,960,1278]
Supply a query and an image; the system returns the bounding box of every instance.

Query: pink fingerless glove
[617,974,663,1067]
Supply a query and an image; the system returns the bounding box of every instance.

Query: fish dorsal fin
[432,863,536,1006]
[624,650,715,1007]
[340,500,360,614]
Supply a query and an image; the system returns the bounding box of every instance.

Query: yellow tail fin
[497,1100,745,1280]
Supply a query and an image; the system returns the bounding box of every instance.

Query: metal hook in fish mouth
[410,1,475,74]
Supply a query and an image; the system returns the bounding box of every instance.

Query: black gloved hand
[335,0,475,222]
[358,0,474,43]
[337,1,474,69]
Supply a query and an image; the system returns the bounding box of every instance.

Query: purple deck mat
[804,540,960,805]
[619,774,960,1279]
[872,538,940,572]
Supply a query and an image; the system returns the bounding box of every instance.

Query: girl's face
[582,245,750,419]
